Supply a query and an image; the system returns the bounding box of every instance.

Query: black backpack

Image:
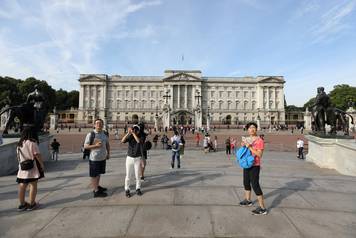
[83,131,95,156]
[172,140,179,150]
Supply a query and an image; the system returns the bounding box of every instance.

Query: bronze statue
[0,85,47,134]
[311,87,354,136]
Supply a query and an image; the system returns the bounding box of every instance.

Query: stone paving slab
[36,206,137,238]
[0,208,62,238]
[0,149,356,238]
[210,206,301,238]
[127,205,213,237]
[282,208,356,238]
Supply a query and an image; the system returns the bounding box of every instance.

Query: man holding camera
[121,124,143,197]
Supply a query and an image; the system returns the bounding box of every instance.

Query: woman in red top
[239,122,267,215]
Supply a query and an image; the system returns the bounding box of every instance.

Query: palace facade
[78,70,285,128]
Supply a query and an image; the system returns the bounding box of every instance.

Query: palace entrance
[171,110,193,126]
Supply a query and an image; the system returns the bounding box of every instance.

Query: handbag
[17,147,34,170]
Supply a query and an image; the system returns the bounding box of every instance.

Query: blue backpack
[235,146,255,169]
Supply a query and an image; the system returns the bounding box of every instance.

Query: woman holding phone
[239,122,267,215]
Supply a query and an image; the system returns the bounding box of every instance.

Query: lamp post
[206,106,211,131]
[257,108,261,131]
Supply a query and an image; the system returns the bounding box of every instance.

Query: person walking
[50,138,60,161]
[170,130,181,168]
[84,118,110,198]
[16,127,45,211]
[122,124,143,197]
[225,137,231,158]
[297,138,304,159]
[179,135,185,160]
[214,136,218,152]
[195,132,200,147]
[239,122,268,215]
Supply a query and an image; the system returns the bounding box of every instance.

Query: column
[178,85,180,109]
[185,85,188,109]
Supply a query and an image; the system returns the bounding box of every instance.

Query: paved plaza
[0,148,356,237]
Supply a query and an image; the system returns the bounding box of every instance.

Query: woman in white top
[16,128,44,211]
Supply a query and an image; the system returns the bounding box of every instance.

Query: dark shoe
[178,165,181,169]
[17,202,29,211]
[252,207,268,215]
[136,189,143,196]
[27,202,38,211]
[93,190,107,198]
[171,163,174,169]
[98,186,107,192]
[140,176,145,181]
[239,199,253,207]
[125,190,131,198]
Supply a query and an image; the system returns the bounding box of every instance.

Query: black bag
[17,147,34,170]
[20,160,34,170]
[83,131,95,156]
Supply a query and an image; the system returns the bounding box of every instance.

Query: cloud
[0,0,161,90]
[310,1,356,44]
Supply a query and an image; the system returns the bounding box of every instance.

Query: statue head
[317,87,324,94]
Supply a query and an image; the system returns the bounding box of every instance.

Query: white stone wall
[78,72,285,125]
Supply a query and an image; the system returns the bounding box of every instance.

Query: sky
[0,0,356,106]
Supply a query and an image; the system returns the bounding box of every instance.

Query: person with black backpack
[170,130,181,169]
[83,118,110,198]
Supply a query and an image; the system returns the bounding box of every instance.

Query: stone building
[77,70,285,129]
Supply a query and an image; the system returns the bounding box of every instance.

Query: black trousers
[298,147,304,159]
[243,166,263,196]
[226,146,231,155]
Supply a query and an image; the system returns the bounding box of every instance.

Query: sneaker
[140,176,145,181]
[93,190,107,198]
[136,189,143,196]
[252,207,268,215]
[98,186,107,192]
[125,190,131,198]
[178,165,181,169]
[27,202,38,211]
[171,163,174,169]
[239,199,253,207]
[17,202,29,211]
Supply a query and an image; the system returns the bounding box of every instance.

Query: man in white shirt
[296,138,304,159]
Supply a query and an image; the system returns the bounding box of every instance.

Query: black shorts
[16,178,39,184]
[89,160,106,177]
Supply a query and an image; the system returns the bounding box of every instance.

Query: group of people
[15,118,268,215]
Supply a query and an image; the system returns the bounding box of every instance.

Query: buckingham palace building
[77,70,285,129]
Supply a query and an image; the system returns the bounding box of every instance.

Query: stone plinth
[0,134,53,176]
[305,135,356,176]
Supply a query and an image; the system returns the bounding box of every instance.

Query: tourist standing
[16,128,44,211]
[122,124,143,197]
[50,138,60,161]
[297,138,304,159]
[225,137,231,157]
[239,122,267,215]
[170,130,181,168]
[84,118,110,198]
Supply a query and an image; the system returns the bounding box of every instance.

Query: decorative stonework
[78,70,285,128]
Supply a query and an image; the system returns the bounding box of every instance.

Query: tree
[67,90,79,108]
[0,76,22,108]
[329,84,356,111]
[55,89,68,110]
[303,97,316,111]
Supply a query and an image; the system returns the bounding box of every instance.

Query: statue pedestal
[0,134,53,176]
[304,110,312,130]
[50,114,58,130]
[305,135,356,176]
